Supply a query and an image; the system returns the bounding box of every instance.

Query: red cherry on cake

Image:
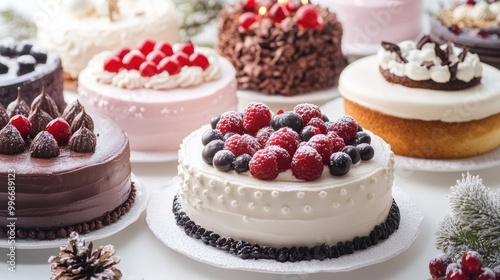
[146,50,167,65]
[461,251,483,275]
[9,115,31,138]
[466,0,476,6]
[296,5,322,29]
[239,12,258,30]
[269,3,290,23]
[286,2,296,12]
[46,118,71,144]
[171,52,190,67]
[137,39,156,56]
[243,0,255,11]
[178,41,195,56]
[103,56,122,73]
[113,47,130,60]
[154,42,174,57]
[139,61,158,77]
[122,50,146,71]
[189,53,210,70]
[478,30,489,38]
[157,57,181,75]
[450,25,461,35]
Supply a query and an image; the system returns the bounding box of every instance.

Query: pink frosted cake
[79,39,237,153]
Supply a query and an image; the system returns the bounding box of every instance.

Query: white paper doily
[0,174,148,249]
[321,98,500,172]
[131,151,178,163]
[146,178,423,274]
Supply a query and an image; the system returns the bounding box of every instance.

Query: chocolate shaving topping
[30,88,60,119]
[0,123,25,154]
[30,131,59,159]
[0,104,8,129]
[445,42,454,62]
[421,61,435,69]
[416,35,432,50]
[62,99,83,126]
[449,61,458,80]
[7,88,30,118]
[28,106,53,138]
[71,108,94,134]
[69,127,97,153]
[395,53,408,64]
[458,47,469,63]
[434,43,448,65]
[381,41,401,53]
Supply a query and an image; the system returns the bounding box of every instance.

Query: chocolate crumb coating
[218,4,346,96]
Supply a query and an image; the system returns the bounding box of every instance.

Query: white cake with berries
[174,103,399,262]
[79,39,237,154]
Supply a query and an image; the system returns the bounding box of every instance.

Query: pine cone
[48,232,122,280]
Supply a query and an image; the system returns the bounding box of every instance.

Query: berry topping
[447,266,468,280]
[139,61,157,77]
[157,57,181,76]
[243,102,272,134]
[450,25,461,35]
[202,129,223,145]
[234,154,252,173]
[331,115,358,143]
[9,114,31,138]
[216,111,244,135]
[243,0,255,11]
[224,134,261,156]
[122,50,146,71]
[466,0,476,6]
[269,3,289,23]
[357,143,375,161]
[461,251,483,275]
[477,268,496,280]
[300,125,320,142]
[113,47,131,60]
[154,42,174,57]
[239,13,258,30]
[189,53,210,71]
[202,139,225,165]
[224,132,237,141]
[266,145,291,172]
[353,131,371,146]
[322,114,330,122]
[306,117,327,134]
[255,126,275,147]
[103,56,123,73]
[213,150,236,172]
[429,253,452,278]
[178,42,195,56]
[17,55,37,75]
[328,152,352,176]
[146,50,167,65]
[342,145,361,164]
[478,30,489,39]
[271,111,303,133]
[357,124,363,131]
[46,118,71,144]
[294,103,322,126]
[296,5,323,29]
[171,52,190,67]
[137,39,156,56]
[328,132,346,153]
[307,134,333,164]
[210,115,221,129]
[266,127,300,157]
[291,145,323,181]
[249,148,279,180]
[0,61,8,75]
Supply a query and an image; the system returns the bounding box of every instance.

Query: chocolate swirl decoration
[62,99,84,126]
[30,131,60,159]
[68,127,97,153]
[0,123,25,154]
[71,108,94,134]
[30,88,60,119]
[28,106,54,138]
[6,88,30,118]
[0,104,8,129]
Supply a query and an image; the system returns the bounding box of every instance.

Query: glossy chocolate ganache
[0,92,132,240]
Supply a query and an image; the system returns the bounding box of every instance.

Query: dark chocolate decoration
[0,124,25,155]
[29,46,48,64]
[30,131,60,158]
[416,35,432,50]
[458,48,469,63]
[62,99,84,126]
[421,61,435,69]
[69,127,97,153]
[395,53,408,64]
[445,42,454,62]
[0,37,16,57]
[449,61,458,80]
[434,43,448,64]
[71,108,94,133]
[0,104,8,129]
[381,41,401,53]
[28,106,53,138]
[0,60,8,74]
[15,42,33,56]
[30,88,60,118]
[17,55,37,75]
[6,89,30,118]
[172,194,400,262]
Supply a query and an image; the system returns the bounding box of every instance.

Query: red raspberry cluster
[429,251,499,280]
[202,102,375,181]
[103,39,210,78]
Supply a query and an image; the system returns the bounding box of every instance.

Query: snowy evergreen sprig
[435,173,500,268]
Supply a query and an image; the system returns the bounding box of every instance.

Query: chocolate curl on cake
[30,131,60,159]
[421,61,435,69]
[62,99,84,125]
[71,108,94,133]
[458,48,469,63]
[69,127,97,153]
[381,41,407,63]
[28,106,53,138]
[0,123,25,154]
[416,35,433,50]
[434,44,449,65]
[48,232,122,280]
[6,88,30,118]
[30,88,60,119]
[0,104,8,129]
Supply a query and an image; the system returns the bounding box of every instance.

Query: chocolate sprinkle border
[172,194,400,262]
[0,183,136,240]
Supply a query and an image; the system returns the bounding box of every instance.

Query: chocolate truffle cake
[0,92,134,240]
[0,38,65,112]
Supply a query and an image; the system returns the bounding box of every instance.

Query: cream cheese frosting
[177,126,395,247]
[340,55,500,122]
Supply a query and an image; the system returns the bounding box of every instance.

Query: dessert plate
[146,177,423,274]
[321,98,500,172]
[131,151,178,163]
[0,174,148,250]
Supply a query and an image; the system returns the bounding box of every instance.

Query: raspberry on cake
[340,35,500,159]
[174,102,399,262]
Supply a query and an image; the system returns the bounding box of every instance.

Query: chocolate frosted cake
[218,1,346,96]
[430,0,500,69]
[0,38,65,112]
[0,92,134,240]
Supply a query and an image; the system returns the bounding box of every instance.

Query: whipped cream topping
[378,39,482,83]
[87,46,222,90]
